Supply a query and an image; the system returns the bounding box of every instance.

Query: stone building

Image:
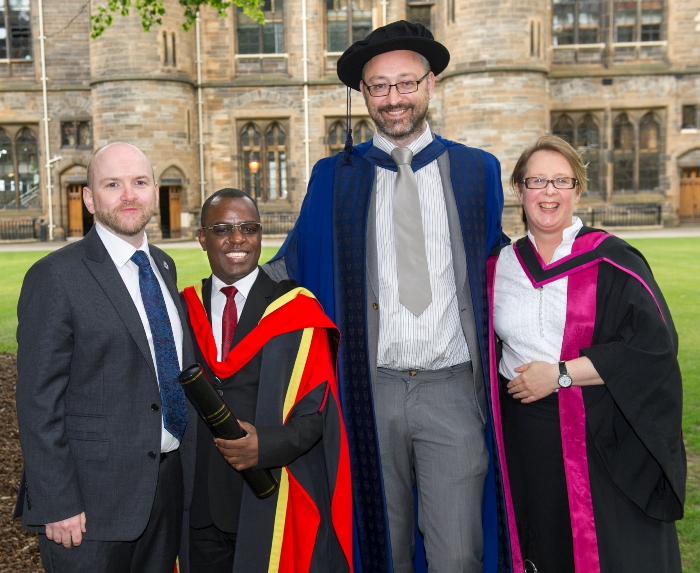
[1,0,699,240]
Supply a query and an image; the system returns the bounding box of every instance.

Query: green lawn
[628,238,700,570]
[0,237,698,569]
[0,246,278,354]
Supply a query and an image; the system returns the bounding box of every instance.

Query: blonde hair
[510,135,587,195]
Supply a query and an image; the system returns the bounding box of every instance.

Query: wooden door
[67,184,84,237]
[169,186,181,239]
[680,168,700,221]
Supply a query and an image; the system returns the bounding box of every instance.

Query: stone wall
[1,0,700,239]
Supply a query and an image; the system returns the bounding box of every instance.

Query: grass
[0,237,698,569]
[626,238,700,570]
[0,246,278,354]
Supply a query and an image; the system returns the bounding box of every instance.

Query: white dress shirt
[374,124,470,370]
[494,217,584,380]
[95,222,184,452]
[210,267,259,361]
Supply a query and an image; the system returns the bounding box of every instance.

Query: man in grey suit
[265,21,507,573]
[15,142,196,573]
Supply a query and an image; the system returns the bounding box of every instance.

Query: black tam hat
[337,20,450,91]
[336,21,450,165]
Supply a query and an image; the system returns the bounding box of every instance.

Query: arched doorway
[61,166,93,238]
[678,149,700,223]
[67,183,94,237]
[159,166,185,239]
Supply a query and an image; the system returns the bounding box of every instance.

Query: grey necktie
[391,146,432,316]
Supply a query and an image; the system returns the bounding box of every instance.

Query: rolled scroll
[178,363,279,499]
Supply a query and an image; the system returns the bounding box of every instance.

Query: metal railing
[261,212,298,235]
[575,204,662,227]
[0,218,37,240]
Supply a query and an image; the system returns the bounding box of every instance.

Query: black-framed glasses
[201,222,262,236]
[362,71,431,97]
[522,177,578,189]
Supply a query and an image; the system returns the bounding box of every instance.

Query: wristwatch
[558,361,573,388]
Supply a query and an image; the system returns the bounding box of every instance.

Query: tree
[90,0,265,38]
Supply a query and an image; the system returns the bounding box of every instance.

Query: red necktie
[220,285,238,360]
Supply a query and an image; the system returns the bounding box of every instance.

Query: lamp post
[248,157,260,200]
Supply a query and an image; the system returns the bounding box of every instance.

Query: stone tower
[89,0,199,239]
[431,0,550,227]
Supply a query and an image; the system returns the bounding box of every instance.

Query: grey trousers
[374,363,488,573]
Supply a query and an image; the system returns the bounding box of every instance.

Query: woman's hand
[507,361,559,403]
[507,357,604,403]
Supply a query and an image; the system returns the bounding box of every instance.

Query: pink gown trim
[486,254,524,572]
[558,256,601,573]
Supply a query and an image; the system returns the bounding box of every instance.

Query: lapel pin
[163,261,169,270]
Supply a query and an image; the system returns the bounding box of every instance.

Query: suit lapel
[150,245,196,366]
[437,151,485,397]
[150,246,180,312]
[81,227,157,378]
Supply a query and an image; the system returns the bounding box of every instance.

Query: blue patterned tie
[130,250,187,442]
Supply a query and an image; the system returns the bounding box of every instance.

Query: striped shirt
[374,125,470,370]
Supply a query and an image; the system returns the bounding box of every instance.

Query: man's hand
[215,421,259,471]
[507,361,559,403]
[45,512,86,548]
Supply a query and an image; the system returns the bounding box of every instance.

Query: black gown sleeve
[256,412,323,469]
[580,260,685,522]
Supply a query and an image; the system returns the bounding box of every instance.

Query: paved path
[0,228,697,253]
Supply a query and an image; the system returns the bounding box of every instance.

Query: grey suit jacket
[15,226,197,541]
[264,151,487,422]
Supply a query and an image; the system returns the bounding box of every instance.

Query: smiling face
[198,196,262,285]
[360,50,434,147]
[83,143,158,247]
[516,149,581,241]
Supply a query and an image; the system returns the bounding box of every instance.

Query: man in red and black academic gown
[180,188,352,573]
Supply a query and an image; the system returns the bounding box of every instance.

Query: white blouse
[494,217,583,380]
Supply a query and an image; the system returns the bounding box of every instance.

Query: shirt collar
[527,216,584,253]
[212,267,259,300]
[95,221,149,268]
[373,123,432,157]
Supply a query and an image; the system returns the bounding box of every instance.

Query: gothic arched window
[266,122,287,200]
[577,114,600,193]
[613,113,635,192]
[0,128,14,206]
[639,112,660,191]
[552,114,575,145]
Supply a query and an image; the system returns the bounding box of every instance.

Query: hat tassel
[342,86,353,166]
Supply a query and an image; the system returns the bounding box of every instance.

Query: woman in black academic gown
[486,135,686,573]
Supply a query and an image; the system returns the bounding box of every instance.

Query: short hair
[510,135,588,195]
[361,51,431,84]
[200,188,260,227]
[86,142,155,190]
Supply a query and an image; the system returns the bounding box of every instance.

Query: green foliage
[90,0,265,38]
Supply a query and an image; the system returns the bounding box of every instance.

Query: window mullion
[259,18,264,54]
[4,0,10,61]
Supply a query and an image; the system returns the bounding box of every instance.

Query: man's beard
[96,203,156,237]
[367,94,430,142]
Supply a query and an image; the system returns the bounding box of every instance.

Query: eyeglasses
[522,177,578,189]
[201,222,262,236]
[362,71,431,97]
